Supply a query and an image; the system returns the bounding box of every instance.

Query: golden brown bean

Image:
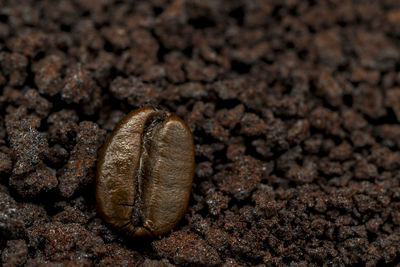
[96,106,195,237]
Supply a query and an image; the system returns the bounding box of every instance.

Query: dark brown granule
[7,30,48,58]
[153,231,221,266]
[142,258,174,267]
[110,76,161,106]
[61,65,96,103]
[28,222,106,263]
[58,121,105,198]
[204,187,230,216]
[1,239,28,267]
[98,244,143,267]
[33,54,65,97]
[5,108,48,175]
[9,164,58,197]
[47,110,79,148]
[0,52,28,87]
[218,156,266,201]
[0,152,12,175]
[0,188,25,239]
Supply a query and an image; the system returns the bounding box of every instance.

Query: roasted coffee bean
[96,106,195,237]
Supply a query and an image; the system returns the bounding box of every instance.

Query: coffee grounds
[0,0,400,266]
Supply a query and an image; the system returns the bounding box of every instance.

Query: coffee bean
[96,106,195,237]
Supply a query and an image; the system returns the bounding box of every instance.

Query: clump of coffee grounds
[1,0,400,266]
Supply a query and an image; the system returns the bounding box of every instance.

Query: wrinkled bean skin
[96,106,195,237]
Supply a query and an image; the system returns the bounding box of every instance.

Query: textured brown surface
[0,0,400,266]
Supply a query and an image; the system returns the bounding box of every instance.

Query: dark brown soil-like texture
[1,0,400,266]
